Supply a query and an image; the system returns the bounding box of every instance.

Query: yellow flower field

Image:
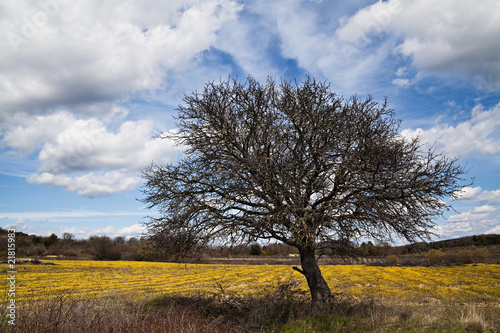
[3,261,499,304]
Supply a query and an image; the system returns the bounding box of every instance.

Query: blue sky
[1,0,499,241]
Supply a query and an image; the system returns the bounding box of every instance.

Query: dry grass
[1,281,499,332]
[1,294,239,332]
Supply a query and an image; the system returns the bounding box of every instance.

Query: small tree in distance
[141,77,467,307]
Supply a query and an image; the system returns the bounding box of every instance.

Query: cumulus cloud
[401,102,500,157]
[5,219,146,239]
[259,0,500,93]
[0,0,242,117]
[453,186,483,200]
[1,210,147,238]
[454,186,500,205]
[27,171,142,197]
[68,223,146,239]
[89,223,146,239]
[438,205,499,239]
[337,0,500,90]
[2,110,182,197]
[0,0,242,197]
[401,98,500,239]
[475,190,500,205]
[440,185,500,239]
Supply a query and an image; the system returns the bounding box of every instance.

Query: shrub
[385,254,401,265]
[89,235,122,260]
[43,233,58,247]
[426,249,445,264]
[457,250,473,264]
[455,248,488,264]
[250,244,263,255]
[63,250,78,257]
[18,244,46,257]
[468,247,488,263]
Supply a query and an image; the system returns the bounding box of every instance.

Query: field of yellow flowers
[3,261,499,304]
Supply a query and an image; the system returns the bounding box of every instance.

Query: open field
[2,261,500,332]
[3,260,499,304]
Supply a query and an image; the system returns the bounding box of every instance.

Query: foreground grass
[1,261,499,332]
[1,282,499,332]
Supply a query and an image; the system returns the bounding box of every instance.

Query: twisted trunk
[293,246,332,307]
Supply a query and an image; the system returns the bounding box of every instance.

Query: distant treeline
[1,227,499,263]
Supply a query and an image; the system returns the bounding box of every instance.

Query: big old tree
[141,77,466,307]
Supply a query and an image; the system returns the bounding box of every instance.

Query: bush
[468,247,488,263]
[426,249,445,264]
[385,254,401,265]
[95,248,122,261]
[455,248,488,264]
[43,233,58,247]
[427,248,489,265]
[89,235,122,260]
[17,244,46,257]
[250,244,263,255]
[63,250,78,257]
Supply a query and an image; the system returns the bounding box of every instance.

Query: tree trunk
[294,246,332,308]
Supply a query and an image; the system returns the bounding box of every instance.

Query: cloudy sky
[1,0,499,241]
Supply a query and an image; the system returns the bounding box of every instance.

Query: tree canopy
[141,76,467,306]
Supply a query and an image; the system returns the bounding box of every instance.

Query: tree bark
[294,246,332,308]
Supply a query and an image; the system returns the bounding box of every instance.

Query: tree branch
[292,266,305,276]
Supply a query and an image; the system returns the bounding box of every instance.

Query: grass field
[4,260,499,303]
[2,261,500,332]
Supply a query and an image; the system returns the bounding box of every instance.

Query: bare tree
[141,77,467,307]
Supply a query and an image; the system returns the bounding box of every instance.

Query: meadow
[2,260,500,332]
[5,260,499,304]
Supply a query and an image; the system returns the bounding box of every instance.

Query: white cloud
[0,210,145,220]
[4,218,146,239]
[1,111,76,154]
[454,186,500,206]
[453,186,483,200]
[214,4,278,82]
[441,186,500,239]
[475,190,500,205]
[67,223,146,239]
[472,205,497,214]
[336,0,403,43]
[0,0,242,117]
[2,110,182,197]
[244,0,394,93]
[117,224,146,236]
[395,67,407,77]
[1,210,147,239]
[260,0,499,93]
[0,0,241,196]
[27,171,141,197]
[392,78,410,87]
[401,102,500,157]
[337,0,500,90]
[90,224,146,238]
[263,1,327,72]
[438,206,499,239]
